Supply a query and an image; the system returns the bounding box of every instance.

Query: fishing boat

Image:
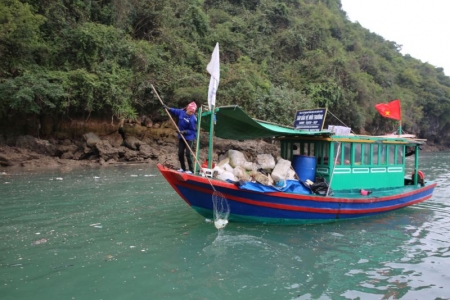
[157,105,436,225]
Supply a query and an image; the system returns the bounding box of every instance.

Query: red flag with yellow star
[375,99,401,120]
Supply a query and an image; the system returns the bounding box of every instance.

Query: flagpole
[206,43,220,170]
[398,100,402,135]
[208,105,215,169]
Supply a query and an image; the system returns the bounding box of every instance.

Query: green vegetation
[1,0,449,143]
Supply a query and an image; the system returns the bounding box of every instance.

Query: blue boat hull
[158,164,436,224]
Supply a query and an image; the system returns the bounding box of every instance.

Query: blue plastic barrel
[292,155,317,182]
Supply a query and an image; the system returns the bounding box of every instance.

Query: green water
[1,153,450,299]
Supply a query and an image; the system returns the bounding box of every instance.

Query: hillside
[1,0,449,146]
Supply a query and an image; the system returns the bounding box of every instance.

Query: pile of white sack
[205,149,297,186]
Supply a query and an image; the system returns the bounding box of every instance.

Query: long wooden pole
[194,106,202,173]
[151,84,202,172]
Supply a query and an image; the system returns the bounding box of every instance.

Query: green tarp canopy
[200,106,331,140]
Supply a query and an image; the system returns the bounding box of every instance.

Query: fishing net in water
[212,191,230,230]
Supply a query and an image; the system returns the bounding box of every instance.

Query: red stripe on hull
[175,181,433,214]
[158,165,436,215]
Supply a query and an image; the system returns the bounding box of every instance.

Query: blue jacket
[168,108,197,141]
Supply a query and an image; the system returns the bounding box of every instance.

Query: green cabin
[200,106,424,191]
[279,135,421,191]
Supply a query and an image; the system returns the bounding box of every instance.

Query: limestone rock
[141,116,153,128]
[124,136,142,150]
[16,135,57,156]
[139,144,157,159]
[83,132,101,147]
[95,140,119,161]
[102,132,123,148]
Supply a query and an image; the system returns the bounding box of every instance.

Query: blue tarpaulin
[236,180,312,194]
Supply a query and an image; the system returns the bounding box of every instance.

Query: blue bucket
[292,155,317,182]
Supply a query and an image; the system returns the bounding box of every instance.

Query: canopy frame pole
[326,141,341,196]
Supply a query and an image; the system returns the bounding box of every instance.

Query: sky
[340,0,450,76]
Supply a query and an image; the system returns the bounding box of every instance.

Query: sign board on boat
[294,108,327,131]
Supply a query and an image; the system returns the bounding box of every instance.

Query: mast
[207,106,215,168]
[206,43,220,169]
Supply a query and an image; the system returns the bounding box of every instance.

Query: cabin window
[316,143,322,164]
[352,143,371,166]
[333,142,341,164]
[284,142,298,159]
[297,142,303,155]
[395,145,404,164]
[388,145,396,164]
[372,144,387,165]
[315,142,330,165]
[362,144,369,165]
[283,141,294,161]
[309,143,314,156]
[303,142,314,156]
[294,142,315,156]
[329,142,404,167]
[343,143,351,165]
[380,145,387,164]
[333,142,350,165]
[319,143,329,165]
[372,144,377,164]
[354,144,363,165]
[293,142,299,155]
[291,141,317,157]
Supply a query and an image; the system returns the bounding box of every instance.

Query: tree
[0,0,46,76]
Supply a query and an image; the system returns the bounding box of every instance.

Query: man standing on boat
[164,102,198,173]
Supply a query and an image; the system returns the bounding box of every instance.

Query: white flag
[207,43,220,109]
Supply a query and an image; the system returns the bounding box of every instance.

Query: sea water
[1,153,449,300]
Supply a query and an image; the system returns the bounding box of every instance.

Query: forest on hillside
[1,0,450,145]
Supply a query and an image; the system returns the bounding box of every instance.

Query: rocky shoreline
[0,120,446,173]
[0,125,279,173]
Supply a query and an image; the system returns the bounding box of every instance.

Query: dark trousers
[178,139,194,171]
